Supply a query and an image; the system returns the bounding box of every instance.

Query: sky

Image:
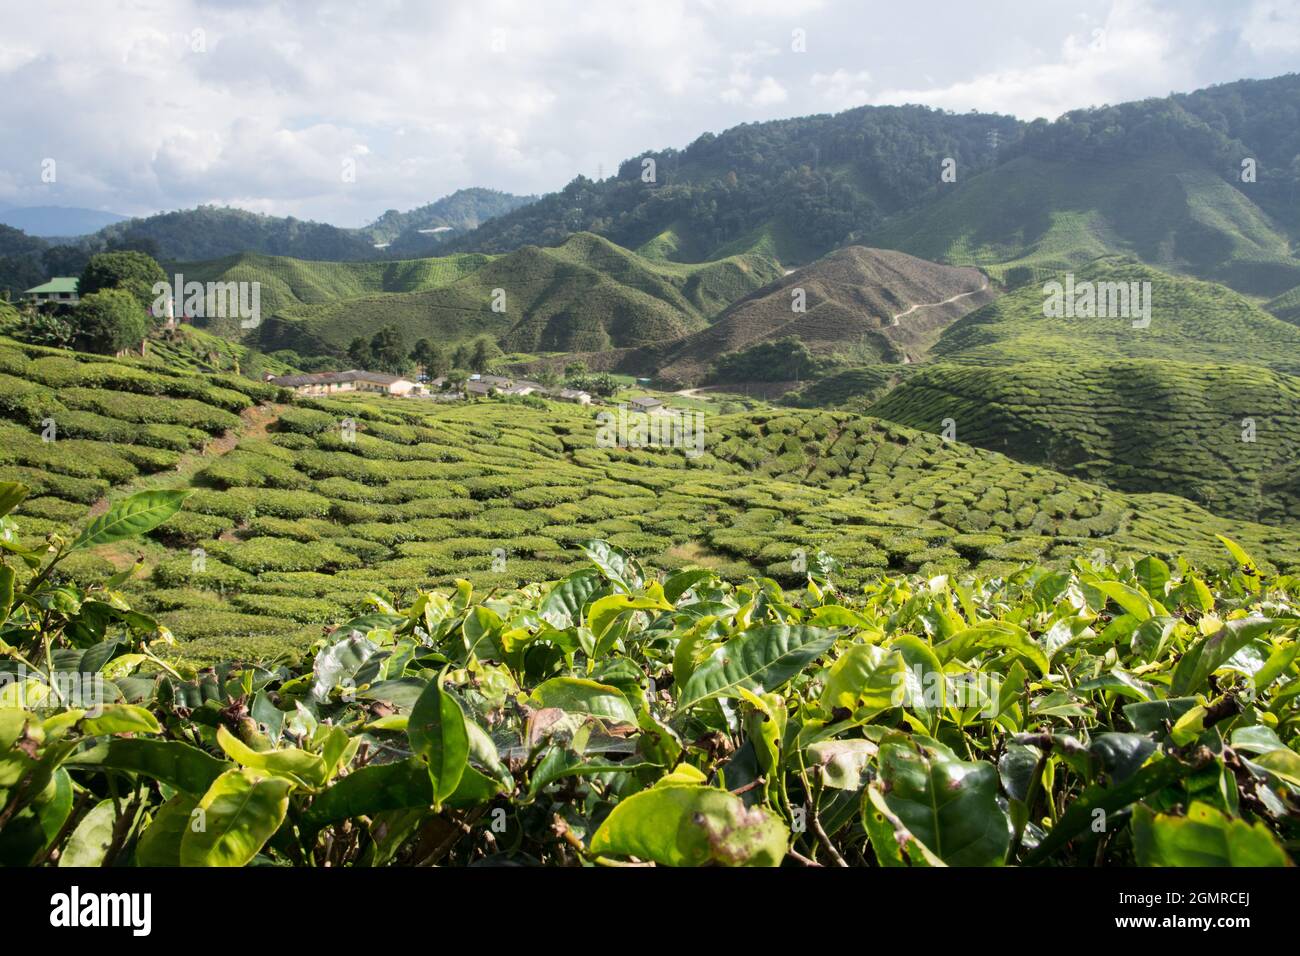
[0,0,1297,226]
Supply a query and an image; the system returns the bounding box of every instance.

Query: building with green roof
[22,277,80,304]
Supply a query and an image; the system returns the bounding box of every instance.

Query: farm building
[268,369,421,397]
[557,388,592,405]
[629,395,668,414]
[22,277,80,305]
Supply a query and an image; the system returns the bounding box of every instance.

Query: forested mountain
[441,105,1023,264]
[444,74,1300,299]
[363,188,535,253]
[870,77,1300,297]
[96,206,380,262]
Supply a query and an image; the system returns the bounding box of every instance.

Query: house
[22,277,79,305]
[557,388,592,405]
[502,379,544,396]
[629,395,667,414]
[268,369,420,397]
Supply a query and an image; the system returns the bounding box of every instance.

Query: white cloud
[811,69,873,110]
[0,0,1292,224]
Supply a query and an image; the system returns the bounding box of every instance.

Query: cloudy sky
[1,0,1297,226]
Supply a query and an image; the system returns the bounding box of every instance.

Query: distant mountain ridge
[0,205,128,237]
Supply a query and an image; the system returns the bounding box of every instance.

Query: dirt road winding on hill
[890,275,990,327]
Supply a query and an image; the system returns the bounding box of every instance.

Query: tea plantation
[868,359,1300,524]
[5,336,1297,664]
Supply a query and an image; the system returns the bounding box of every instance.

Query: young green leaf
[407,671,470,807]
[70,489,191,551]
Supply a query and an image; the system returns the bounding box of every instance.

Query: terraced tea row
[5,339,1299,662]
[931,259,1300,373]
[867,360,1300,525]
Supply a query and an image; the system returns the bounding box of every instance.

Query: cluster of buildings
[266,369,595,405]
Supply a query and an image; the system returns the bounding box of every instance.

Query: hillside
[1267,284,1300,325]
[867,359,1300,525]
[639,247,995,386]
[867,153,1300,297]
[444,105,1021,264]
[181,232,784,355]
[3,337,1299,662]
[364,187,536,253]
[930,258,1300,372]
[96,206,379,262]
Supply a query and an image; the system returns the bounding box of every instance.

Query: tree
[446,368,470,394]
[451,344,472,369]
[78,251,167,312]
[410,338,448,380]
[346,336,371,368]
[369,324,408,373]
[470,335,502,372]
[564,359,588,377]
[73,289,150,354]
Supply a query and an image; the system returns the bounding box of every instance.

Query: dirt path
[890,275,990,327]
[86,402,286,518]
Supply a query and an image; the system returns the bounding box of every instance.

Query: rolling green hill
[179,232,783,356]
[3,336,1299,661]
[867,154,1300,297]
[930,259,1300,372]
[1267,284,1300,325]
[867,359,1300,525]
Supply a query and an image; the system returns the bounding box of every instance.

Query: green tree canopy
[73,289,150,354]
[369,324,409,373]
[346,336,371,369]
[470,335,503,372]
[78,251,167,312]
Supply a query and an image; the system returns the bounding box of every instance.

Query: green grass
[868,155,1300,297]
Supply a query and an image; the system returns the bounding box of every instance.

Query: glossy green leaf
[407,672,469,807]
[179,768,293,867]
[935,623,1049,676]
[1133,801,1289,866]
[63,738,230,795]
[80,703,161,736]
[530,677,637,725]
[678,624,835,709]
[875,741,1010,866]
[135,793,200,867]
[1171,617,1294,696]
[58,799,117,867]
[70,490,190,551]
[0,482,29,519]
[216,725,329,789]
[589,783,787,866]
